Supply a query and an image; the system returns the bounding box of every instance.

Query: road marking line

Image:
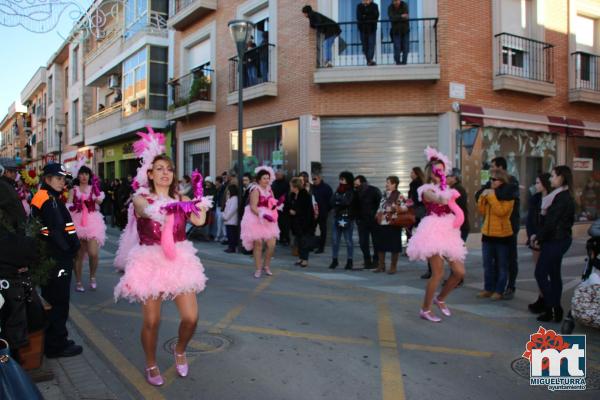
[401,343,493,358]
[89,297,118,311]
[377,296,406,400]
[228,324,375,346]
[69,304,166,400]
[163,273,274,387]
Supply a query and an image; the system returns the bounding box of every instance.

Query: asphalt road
[61,226,600,400]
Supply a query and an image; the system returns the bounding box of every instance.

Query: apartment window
[64,67,69,93]
[122,47,147,116]
[48,75,53,103]
[502,47,524,68]
[576,15,595,48]
[125,0,148,39]
[150,46,168,110]
[72,46,79,83]
[72,100,79,137]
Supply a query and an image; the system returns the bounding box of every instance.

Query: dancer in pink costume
[68,163,106,292]
[114,128,210,387]
[407,147,467,323]
[240,166,281,278]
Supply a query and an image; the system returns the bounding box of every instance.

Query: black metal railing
[315,18,437,68]
[495,33,554,83]
[229,43,275,93]
[169,67,213,107]
[572,51,600,91]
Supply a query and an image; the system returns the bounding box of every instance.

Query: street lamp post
[228,19,254,250]
[58,130,63,163]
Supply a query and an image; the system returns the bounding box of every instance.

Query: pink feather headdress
[424,146,451,174]
[71,155,88,177]
[132,126,166,191]
[254,165,276,185]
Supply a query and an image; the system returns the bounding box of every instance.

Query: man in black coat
[353,175,382,269]
[475,157,520,299]
[0,158,39,354]
[31,163,82,358]
[303,5,342,67]
[357,0,380,65]
[271,170,290,245]
[311,172,333,253]
[388,0,410,64]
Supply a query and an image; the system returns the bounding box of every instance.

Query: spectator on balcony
[357,0,379,66]
[259,31,270,83]
[244,37,258,87]
[388,0,410,65]
[302,5,342,68]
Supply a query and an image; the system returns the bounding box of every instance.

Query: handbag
[376,208,415,227]
[0,339,44,400]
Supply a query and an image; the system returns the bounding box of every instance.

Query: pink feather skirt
[70,211,106,247]
[240,206,280,250]
[113,240,207,303]
[406,214,467,263]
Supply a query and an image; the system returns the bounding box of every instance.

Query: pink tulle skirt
[70,211,106,247]
[114,240,207,303]
[240,205,280,250]
[407,214,467,263]
[114,205,137,271]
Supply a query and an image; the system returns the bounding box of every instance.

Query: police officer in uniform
[0,158,39,356]
[31,163,82,358]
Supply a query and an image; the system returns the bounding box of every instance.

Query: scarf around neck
[541,186,567,216]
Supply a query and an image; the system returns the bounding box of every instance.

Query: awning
[459,104,600,138]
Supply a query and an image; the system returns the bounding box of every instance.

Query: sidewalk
[36,317,134,400]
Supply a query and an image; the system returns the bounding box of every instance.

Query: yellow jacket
[477,192,514,238]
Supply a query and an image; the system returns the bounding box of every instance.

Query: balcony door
[333,0,421,66]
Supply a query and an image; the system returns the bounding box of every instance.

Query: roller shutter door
[320,116,438,193]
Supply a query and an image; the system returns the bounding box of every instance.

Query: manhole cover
[163,332,232,355]
[511,358,600,390]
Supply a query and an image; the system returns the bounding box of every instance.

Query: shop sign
[105,149,115,157]
[573,158,593,171]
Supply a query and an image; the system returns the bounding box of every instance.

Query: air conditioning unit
[108,74,120,89]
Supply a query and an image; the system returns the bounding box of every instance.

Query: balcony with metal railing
[313,18,439,83]
[493,33,555,96]
[569,52,600,104]
[168,0,217,30]
[85,102,122,144]
[167,67,215,119]
[228,44,277,105]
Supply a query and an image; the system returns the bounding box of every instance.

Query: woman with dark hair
[68,165,107,292]
[240,166,280,278]
[289,177,314,268]
[531,166,575,322]
[114,152,208,386]
[222,184,239,253]
[329,171,356,270]
[527,172,551,313]
[373,176,405,274]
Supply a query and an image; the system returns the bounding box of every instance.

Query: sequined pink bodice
[137,197,187,245]
[255,187,274,208]
[424,200,452,217]
[69,186,99,213]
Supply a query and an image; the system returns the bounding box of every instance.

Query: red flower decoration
[28,169,36,178]
[522,327,570,371]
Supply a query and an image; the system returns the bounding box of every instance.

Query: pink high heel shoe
[254,270,261,279]
[419,309,442,323]
[433,297,451,317]
[262,266,273,276]
[145,365,164,386]
[89,278,97,290]
[75,282,85,293]
[174,351,188,377]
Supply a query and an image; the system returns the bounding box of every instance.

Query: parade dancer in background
[240,166,281,278]
[68,161,106,292]
[407,147,467,323]
[114,129,210,386]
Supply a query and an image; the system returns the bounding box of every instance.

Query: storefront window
[461,127,558,231]
[230,120,299,178]
[568,137,600,222]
